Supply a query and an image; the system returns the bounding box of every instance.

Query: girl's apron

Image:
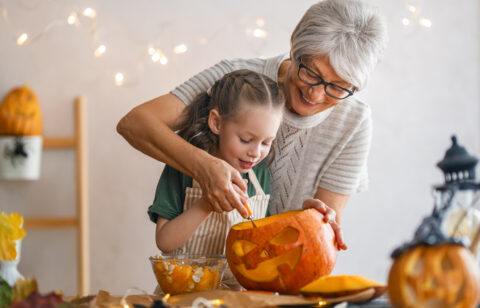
[173,168,270,289]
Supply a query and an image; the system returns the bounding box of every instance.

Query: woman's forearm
[155,201,212,253]
[117,93,207,178]
[118,93,249,215]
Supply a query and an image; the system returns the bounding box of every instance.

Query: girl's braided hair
[175,69,284,153]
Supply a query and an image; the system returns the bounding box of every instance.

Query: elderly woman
[117,0,387,249]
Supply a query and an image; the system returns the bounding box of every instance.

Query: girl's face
[283,55,351,116]
[209,102,282,173]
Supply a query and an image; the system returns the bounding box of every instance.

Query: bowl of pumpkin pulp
[150,254,226,295]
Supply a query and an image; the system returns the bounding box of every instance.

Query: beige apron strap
[192,179,201,189]
[247,169,265,196]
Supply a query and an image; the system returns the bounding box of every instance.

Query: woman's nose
[308,84,327,101]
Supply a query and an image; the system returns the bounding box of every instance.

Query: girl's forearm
[155,200,212,253]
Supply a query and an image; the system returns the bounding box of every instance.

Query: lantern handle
[432,185,458,218]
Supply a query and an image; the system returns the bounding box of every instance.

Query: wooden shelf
[43,137,76,149]
[24,217,77,228]
[26,97,90,296]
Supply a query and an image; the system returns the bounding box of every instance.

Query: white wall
[0,0,479,295]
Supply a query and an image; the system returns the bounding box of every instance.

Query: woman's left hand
[302,198,348,251]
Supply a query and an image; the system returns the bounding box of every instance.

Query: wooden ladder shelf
[23,97,90,295]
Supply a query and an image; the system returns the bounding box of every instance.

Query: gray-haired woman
[117,0,388,249]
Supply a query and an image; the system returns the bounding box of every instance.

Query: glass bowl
[150,254,226,295]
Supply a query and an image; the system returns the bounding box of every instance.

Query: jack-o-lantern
[0,85,42,136]
[388,244,480,308]
[388,214,480,308]
[225,209,337,294]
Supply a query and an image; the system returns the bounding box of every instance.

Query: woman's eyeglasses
[297,57,356,100]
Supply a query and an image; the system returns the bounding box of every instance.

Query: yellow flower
[0,212,26,261]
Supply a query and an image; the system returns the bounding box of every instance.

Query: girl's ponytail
[176,92,217,152]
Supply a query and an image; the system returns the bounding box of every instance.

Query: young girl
[148,69,284,258]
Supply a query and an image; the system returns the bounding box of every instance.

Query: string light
[115,72,125,86]
[94,45,106,58]
[173,44,187,54]
[67,12,78,25]
[256,18,265,27]
[419,18,432,28]
[252,28,267,38]
[159,55,168,65]
[16,33,28,46]
[82,7,96,18]
[402,3,432,29]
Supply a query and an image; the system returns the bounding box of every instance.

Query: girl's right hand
[196,156,249,218]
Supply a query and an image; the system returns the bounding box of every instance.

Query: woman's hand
[302,198,348,251]
[195,156,249,218]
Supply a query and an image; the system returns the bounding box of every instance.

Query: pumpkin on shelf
[388,215,480,308]
[225,209,337,294]
[300,274,387,301]
[0,85,42,136]
[0,85,43,180]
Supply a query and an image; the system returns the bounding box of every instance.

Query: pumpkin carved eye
[269,226,299,246]
[232,240,257,257]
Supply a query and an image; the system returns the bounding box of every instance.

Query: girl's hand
[302,198,348,251]
[196,156,249,218]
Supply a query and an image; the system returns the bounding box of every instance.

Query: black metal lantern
[433,136,480,253]
[391,135,480,258]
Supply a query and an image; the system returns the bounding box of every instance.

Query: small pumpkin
[300,274,387,300]
[225,209,337,294]
[388,244,480,308]
[0,85,42,136]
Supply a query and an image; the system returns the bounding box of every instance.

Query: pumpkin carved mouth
[226,209,337,294]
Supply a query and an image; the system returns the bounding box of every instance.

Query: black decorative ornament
[391,135,479,258]
[3,137,29,167]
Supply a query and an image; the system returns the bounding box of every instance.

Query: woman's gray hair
[290,0,388,90]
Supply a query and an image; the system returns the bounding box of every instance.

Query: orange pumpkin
[388,244,480,308]
[0,85,42,136]
[225,209,337,294]
[300,274,387,299]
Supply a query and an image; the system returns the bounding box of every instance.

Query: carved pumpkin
[0,85,42,136]
[300,274,387,300]
[225,209,337,294]
[388,244,480,308]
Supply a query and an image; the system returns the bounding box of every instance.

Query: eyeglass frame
[297,57,356,100]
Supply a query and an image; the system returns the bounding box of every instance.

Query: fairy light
[67,12,78,25]
[253,28,267,38]
[402,18,410,26]
[16,33,28,45]
[173,44,187,54]
[159,56,168,65]
[256,18,265,27]
[148,47,156,55]
[82,8,96,18]
[94,45,106,58]
[151,52,160,62]
[210,299,224,305]
[408,5,417,13]
[115,72,124,86]
[419,18,432,28]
